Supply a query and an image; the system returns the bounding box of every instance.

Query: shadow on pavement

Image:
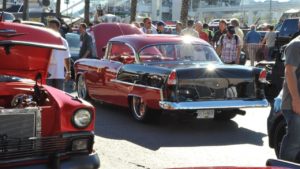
[93,102,267,151]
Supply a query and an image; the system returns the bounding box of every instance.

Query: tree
[56,0,61,17]
[180,0,190,28]
[2,0,7,10]
[22,0,29,20]
[130,0,138,23]
[84,0,90,24]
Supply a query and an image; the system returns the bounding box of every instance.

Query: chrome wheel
[77,75,88,99]
[132,96,146,119]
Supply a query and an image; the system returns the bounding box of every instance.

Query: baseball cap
[157,21,165,27]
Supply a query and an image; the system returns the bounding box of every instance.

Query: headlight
[72,109,92,128]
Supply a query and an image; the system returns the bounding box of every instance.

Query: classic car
[268,90,286,158]
[74,33,269,123]
[0,20,99,168]
[170,159,300,169]
[256,45,285,102]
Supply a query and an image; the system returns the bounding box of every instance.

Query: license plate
[196,110,215,119]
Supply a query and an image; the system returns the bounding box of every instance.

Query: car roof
[109,34,210,52]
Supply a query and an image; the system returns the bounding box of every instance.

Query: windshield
[138,44,222,64]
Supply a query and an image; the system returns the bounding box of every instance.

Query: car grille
[0,107,41,139]
[0,136,69,161]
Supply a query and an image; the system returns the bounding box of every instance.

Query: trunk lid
[154,62,258,101]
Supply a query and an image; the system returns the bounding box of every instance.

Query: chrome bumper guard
[159,99,269,110]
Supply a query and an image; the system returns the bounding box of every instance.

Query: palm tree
[130,0,138,23]
[56,0,61,17]
[22,0,29,20]
[84,0,90,24]
[2,0,7,10]
[180,0,190,28]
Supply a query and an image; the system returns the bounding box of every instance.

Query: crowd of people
[134,17,293,66]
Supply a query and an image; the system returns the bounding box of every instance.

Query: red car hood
[0,21,65,82]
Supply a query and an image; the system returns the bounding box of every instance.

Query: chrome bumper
[159,99,269,110]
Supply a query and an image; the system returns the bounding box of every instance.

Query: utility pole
[22,0,29,20]
[56,0,61,17]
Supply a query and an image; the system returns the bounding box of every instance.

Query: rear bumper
[159,99,269,110]
[10,153,100,169]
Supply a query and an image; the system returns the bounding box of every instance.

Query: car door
[94,42,135,105]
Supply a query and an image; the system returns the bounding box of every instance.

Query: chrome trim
[159,99,269,110]
[111,79,161,90]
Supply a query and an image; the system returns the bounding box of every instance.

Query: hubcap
[132,97,146,119]
[77,75,87,99]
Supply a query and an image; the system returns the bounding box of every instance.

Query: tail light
[259,69,267,83]
[167,70,177,85]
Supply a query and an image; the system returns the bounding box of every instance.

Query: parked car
[91,23,143,58]
[0,21,99,168]
[268,90,286,157]
[74,32,269,123]
[256,45,286,102]
[21,20,45,27]
[172,159,300,169]
[0,11,15,22]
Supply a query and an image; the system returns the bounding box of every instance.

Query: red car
[75,24,268,123]
[0,20,99,168]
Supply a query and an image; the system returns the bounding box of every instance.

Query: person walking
[194,21,209,42]
[141,17,157,34]
[180,20,199,38]
[261,25,276,61]
[217,25,241,64]
[79,23,93,58]
[280,36,300,163]
[245,25,261,66]
[212,19,227,48]
[47,19,71,90]
[230,18,244,48]
[203,23,214,43]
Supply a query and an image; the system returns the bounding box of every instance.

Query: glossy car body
[91,23,143,58]
[267,91,286,157]
[0,21,99,168]
[75,30,268,122]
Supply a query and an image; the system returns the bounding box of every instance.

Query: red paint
[0,22,65,83]
[92,23,143,58]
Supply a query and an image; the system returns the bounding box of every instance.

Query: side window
[108,43,135,64]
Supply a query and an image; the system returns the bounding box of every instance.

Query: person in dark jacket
[213,19,227,49]
[79,23,93,58]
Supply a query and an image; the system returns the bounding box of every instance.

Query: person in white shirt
[180,20,199,38]
[141,17,157,34]
[47,19,71,90]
